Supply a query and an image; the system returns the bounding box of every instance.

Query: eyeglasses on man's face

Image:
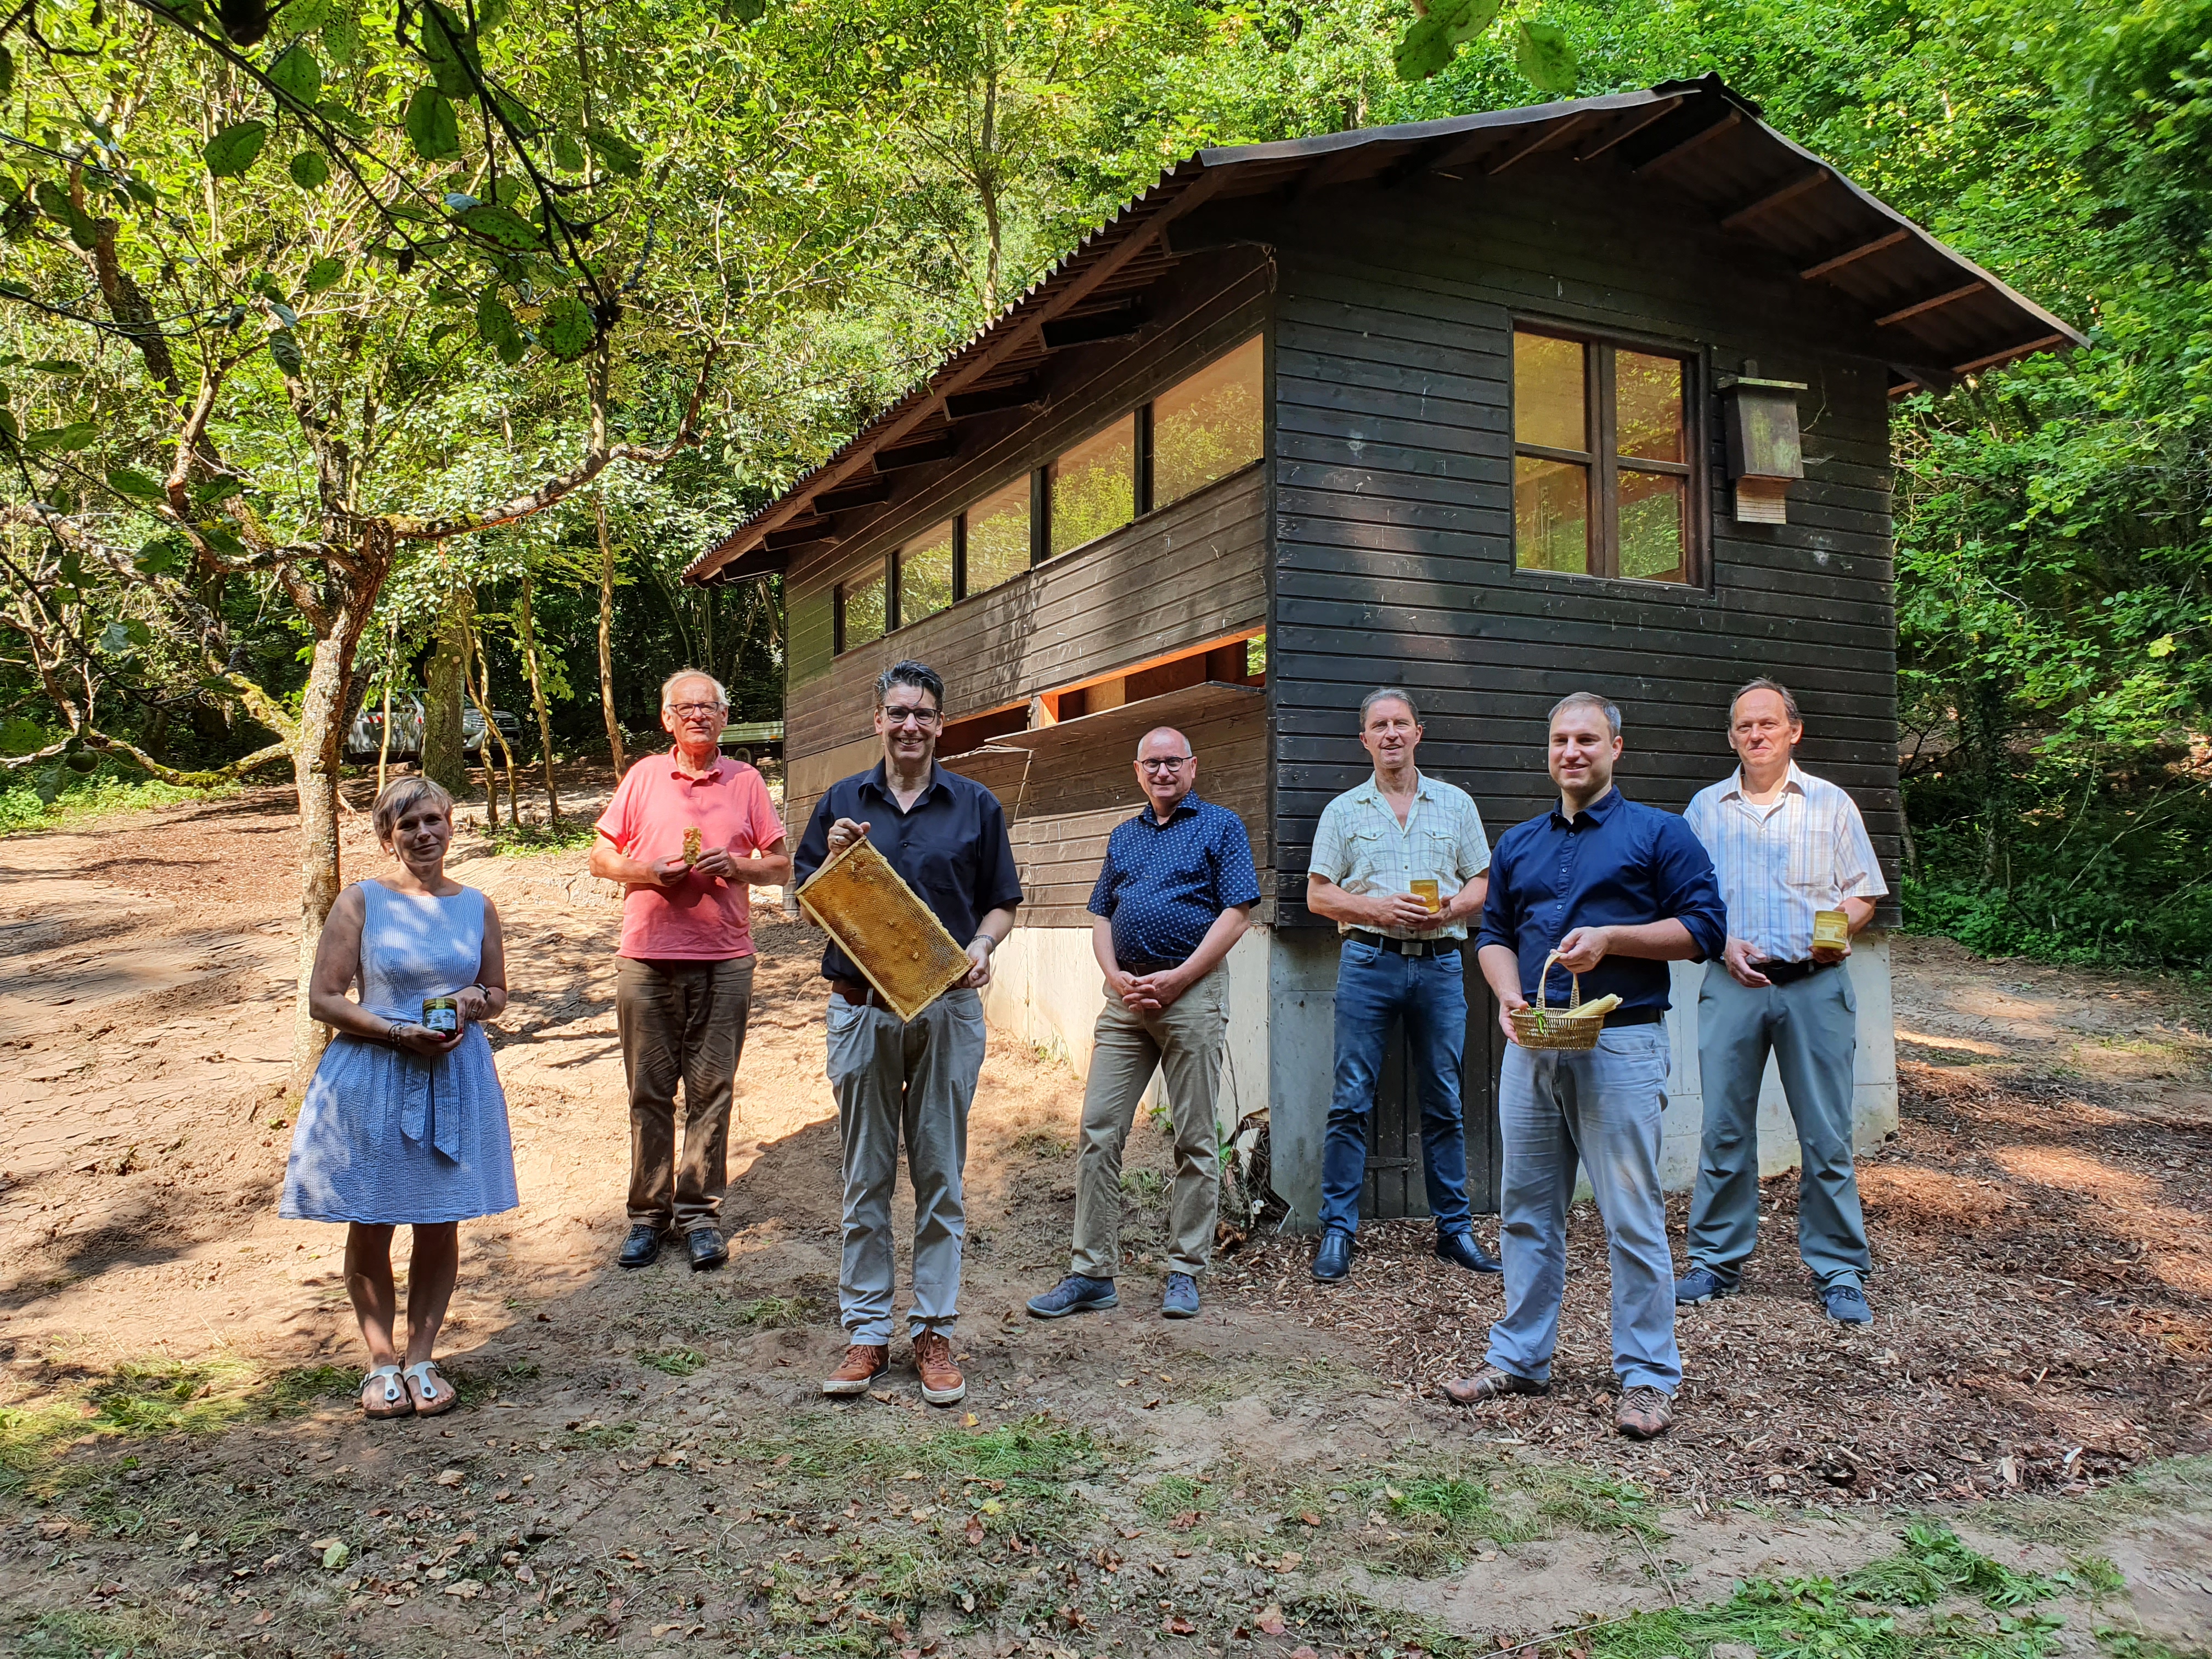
[670,702,726,718]
[882,705,941,728]
[1138,757,1193,772]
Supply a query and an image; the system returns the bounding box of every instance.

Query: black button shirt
[794,761,1025,983]
[1475,785,1727,1017]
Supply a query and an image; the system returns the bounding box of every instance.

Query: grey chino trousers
[1069,964,1228,1280]
[825,987,988,1345]
[1686,960,1869,1289]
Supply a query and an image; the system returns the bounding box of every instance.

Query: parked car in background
[717,719,783,767]
[345,694,523,764]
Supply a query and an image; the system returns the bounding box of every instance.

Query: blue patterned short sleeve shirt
[1087,792,1261,971]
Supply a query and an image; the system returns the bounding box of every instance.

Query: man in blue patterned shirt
[1678,678,1888,1324]
[1027,725,1260,1323]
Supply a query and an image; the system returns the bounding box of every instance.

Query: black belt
[1346,930,1459,958]
[1117,957,1187,977]
[1594,1006,1666,1026]
[1752,958,1832,986]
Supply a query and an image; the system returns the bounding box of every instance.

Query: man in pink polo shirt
[591,670,791,1272]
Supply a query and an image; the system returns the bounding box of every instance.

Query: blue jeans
[1318,939,1471,1237]
[1486,1024,1680,1393]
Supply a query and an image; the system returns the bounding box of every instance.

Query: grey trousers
[1486,1023,1680,1394]
[1070,964,1228,1280]
[1687,960,1869,1289]
[616,955,754,1233]
[825,987,988,1345]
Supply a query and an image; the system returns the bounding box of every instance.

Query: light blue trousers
[825,988,987,1344]
[1486,1023,1681,1394]
[1686,961,1868,1289]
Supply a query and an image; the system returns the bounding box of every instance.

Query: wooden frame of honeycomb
[794,837,973,1021]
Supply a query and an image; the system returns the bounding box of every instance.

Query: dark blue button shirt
[1476,786,1726,1017]
[795,761,1025,983]
[1087,792,1261,970]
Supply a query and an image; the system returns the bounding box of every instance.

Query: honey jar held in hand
[1410,878,1442,914]
[1812,909,1851,951]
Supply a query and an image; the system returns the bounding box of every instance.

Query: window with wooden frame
[895,519,956,629]
[1512,326,1697,585]
[833,563,886,655]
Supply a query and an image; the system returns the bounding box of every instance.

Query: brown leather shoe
[912,1331,966,1406]
[1440,1364,1549,1406]
[1615,1384,1674,1439]
[821,1343,889,1397]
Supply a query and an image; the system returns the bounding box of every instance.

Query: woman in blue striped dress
[281,777,518,1419]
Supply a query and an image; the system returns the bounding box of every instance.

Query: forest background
[3,0,2209,985]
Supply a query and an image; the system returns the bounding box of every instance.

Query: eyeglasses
[883,707,941,727]
[670,702,726,718]
[1138,757,1193,772]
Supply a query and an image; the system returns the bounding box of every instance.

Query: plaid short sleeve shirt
[1307,771,1491,940]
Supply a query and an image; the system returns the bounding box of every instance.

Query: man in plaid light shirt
[1679,678,1888,1324]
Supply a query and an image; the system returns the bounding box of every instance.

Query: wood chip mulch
[1216,1060,2212,1508]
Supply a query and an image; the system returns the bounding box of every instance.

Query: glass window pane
[839,568,884,651]
[1514,331,1587,453]
[1153,336,1263,509]
[1618,470,1688,583]
[1617,352,1685,464]
[1514,455,1590,573]
[898,520,955,626]
[965,476,1031,593]
[1048,414,1136,558]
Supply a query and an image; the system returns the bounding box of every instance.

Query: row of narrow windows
[836,336,1264,653]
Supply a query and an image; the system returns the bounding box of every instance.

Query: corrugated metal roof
[687,74,2084,585]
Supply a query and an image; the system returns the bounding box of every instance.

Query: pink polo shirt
[594,751,785,961]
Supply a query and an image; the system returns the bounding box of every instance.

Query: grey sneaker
[1161,1273,1199,1319]
[1821,1283,1872,1324]
[1026,1274,1118,1319]
[1615,1385,1674,1439]
[1674,1265,1737,1305]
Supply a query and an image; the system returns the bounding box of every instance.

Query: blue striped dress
[280,880,520,1225]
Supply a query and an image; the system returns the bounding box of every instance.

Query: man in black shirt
[794,661,1024,1407]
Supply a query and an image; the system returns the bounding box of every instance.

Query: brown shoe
[1440,1364,1549,1406]
[912,1331,966,1406]
[822,1343,889,1397]
[1615,1384,1674,1439]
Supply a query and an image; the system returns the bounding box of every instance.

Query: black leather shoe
[687,1229,729,1272]
[1312,1230,1353,1282]
[1436,1229,1503,1274]
[618,1225,663,1270]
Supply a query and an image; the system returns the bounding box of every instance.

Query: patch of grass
[1139,1474,1216,1520]
[1972,1454,2212,1549]
[640,1347,707,1377]
[1119,1168,1166,1201]
[2069,1556,2126,1598]
[19,1606,172,1657]
[482,817,599,855]
[733,1295,815,1328]
[0,1399,92,1496]
[2097,1632,2212,1659]
[569,1420,640,1449]
[84,1356,259,1435]
[259,1363,355,1411]
[1583,1526,2076,1659]
[0,762,234,838]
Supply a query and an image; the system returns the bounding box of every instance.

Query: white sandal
[402,1359,458,1417]
[362,1364,413,1419]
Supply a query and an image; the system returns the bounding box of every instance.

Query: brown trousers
[616,955,754,1233]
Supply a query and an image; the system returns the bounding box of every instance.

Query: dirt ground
[1,783,2208,1659]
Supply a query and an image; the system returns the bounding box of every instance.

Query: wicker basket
[1509,950,1607,1051]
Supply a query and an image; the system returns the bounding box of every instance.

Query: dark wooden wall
[1261,153,1901,926]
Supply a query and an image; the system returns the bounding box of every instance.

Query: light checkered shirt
[1684,761,1887,963]
[1308,771,1491,940]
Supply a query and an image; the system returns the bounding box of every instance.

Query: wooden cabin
[687,76,2081,1229]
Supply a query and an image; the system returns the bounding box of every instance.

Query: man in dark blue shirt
[1026,725,1259,1324]
[794,660,1025,1409]
[1445,692,1726,1442]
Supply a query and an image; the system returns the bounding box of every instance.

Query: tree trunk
[422,584,473,797]
[518,572,561,823]
[290,531,388,1089]
[594,487,626,777]
[376,670,394,797]
[469,627,501,831]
